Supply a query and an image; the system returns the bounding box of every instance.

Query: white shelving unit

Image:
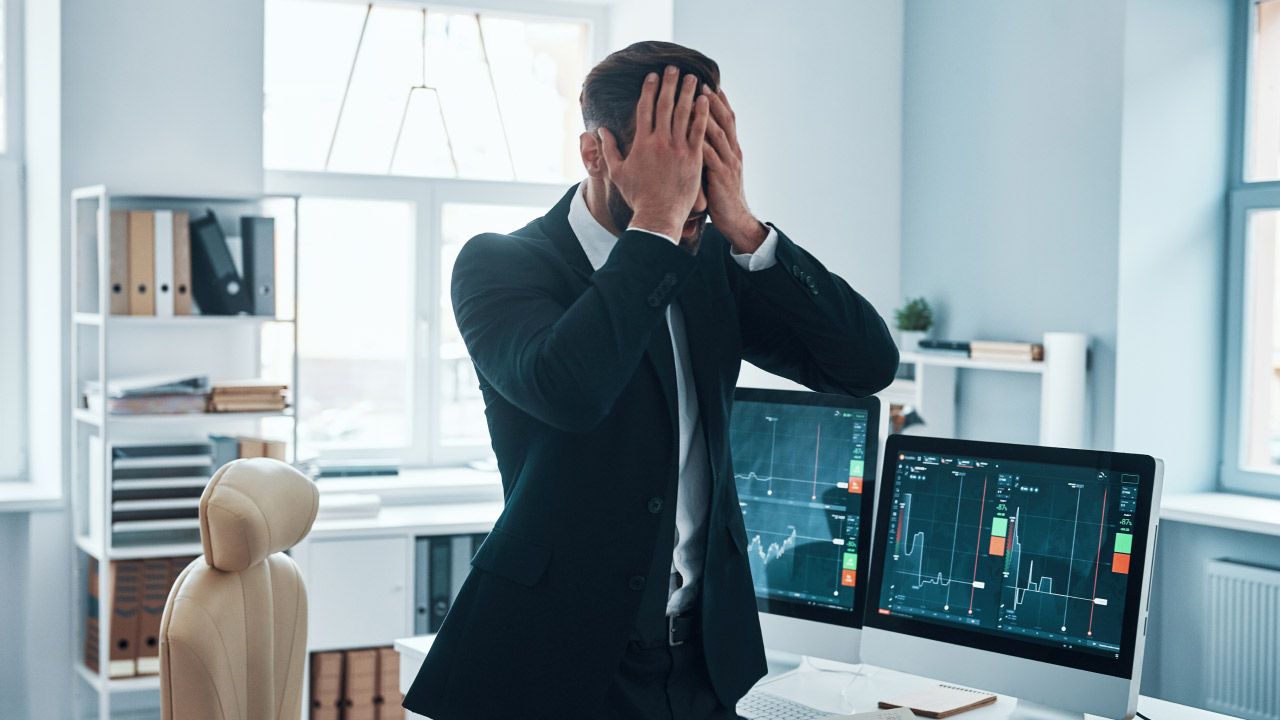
[69,186,300,720]
[897,332,1090,447]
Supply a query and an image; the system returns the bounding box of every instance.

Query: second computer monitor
[729,387,880,663]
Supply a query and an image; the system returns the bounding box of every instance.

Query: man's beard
[606,180,705,254]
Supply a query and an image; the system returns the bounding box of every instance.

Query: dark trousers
[600,632,744,720]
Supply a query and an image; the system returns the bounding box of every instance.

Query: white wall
[900,0,1126,450]
[673,0,905,320]
[1113,0,1230,495]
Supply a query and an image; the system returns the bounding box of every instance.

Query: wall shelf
[75,662,161,695]
[899,351,1047,374]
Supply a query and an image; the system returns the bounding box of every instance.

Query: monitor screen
[864,435,1158,677]
[730,388,879,629]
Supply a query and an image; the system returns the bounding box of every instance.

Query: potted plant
[894,297,933,352]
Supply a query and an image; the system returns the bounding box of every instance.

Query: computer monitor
[729,388,882,663]
[862,435,1163,720]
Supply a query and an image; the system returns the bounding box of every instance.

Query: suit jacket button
[811,287,820,295]
[647,498,663,514]
[806,276,816,287]
[664,272,678,286]
[628,575,646,591]
[648,295,661,308]
[792,265,801,277]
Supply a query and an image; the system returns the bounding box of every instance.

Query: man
[404,41,898,719]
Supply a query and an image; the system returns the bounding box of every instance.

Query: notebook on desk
[878,684,998,718]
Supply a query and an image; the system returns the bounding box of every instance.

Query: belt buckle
[667,614,685,647]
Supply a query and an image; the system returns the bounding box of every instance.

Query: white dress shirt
[567,181,778,614]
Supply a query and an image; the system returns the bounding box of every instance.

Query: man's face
[603,171,709,250]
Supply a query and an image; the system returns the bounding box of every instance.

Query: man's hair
[580,41,720,154]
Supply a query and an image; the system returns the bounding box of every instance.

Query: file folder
[190,210,251,315]
[343,649,379,720]
[153,211,175,318]
[173,211,192,315]
[136,557,170,674]
[109,211,130,315]
[375,646,404,720]
[110,560,144,677]
[127,211,155,316]
[310,651,344,720]
[85,558,102,672]
[241,216,276,317]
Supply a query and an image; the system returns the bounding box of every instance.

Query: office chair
[159,457,320,720]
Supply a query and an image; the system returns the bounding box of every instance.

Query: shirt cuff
[630,228,678,245]
[730,225,779,271]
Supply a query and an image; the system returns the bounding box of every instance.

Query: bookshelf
[69,186,300,719]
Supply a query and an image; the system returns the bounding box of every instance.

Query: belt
[667,608,700,647]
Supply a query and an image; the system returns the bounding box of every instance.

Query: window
[264,0,590,183]
[265,0,600,466]
[1225,0,1280,493]
[0,0,26,491]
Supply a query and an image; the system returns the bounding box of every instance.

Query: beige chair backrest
[159,458,320,720]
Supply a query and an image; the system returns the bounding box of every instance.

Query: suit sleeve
[452,230,697,432]
[727,224,899,397]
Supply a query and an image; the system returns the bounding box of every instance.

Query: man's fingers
[706,116,732,158]
[597,127,624,173]
[635,72,658,134]
[706,86,741,154]
[673,74,698,140]
[703,139,723,171]
[689,94,711,148]
[655,65,680,136]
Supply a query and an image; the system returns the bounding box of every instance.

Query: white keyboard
[736,689,830,720]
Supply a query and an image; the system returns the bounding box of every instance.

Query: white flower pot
[899,330,926,352]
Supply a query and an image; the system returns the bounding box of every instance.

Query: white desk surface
[393,635,1238,720]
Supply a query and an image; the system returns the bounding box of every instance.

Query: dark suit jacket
[403,184,898,719]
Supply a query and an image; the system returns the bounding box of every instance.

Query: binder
[342,649,379,720]
[109,211,130,315]
[135,557,170,674]
[209,435,240,473]
[189,210,251,315]
[428,537,452,632]
[170,556,196,590]
[263,439,286,462]
[85,558,101,672]
[173,211,192,315]
[127,211,155,316]
[241,216,276,317]
[310,651,344,720]
[375,646,404,720]
[153,211,175,317]
[110,560,144,677]
[237,436,266,459]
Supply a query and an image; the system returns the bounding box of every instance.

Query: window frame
[1221,0,1280,495]
[265,0,605,469]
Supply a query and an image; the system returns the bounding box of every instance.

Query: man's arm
[452,231,696,432]
[725,226,899,397]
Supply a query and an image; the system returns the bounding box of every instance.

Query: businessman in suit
[403,41,899,719]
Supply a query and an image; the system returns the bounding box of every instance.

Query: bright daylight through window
[264,0,589,182]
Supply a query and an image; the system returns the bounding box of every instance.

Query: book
[918,339,971,352]
[879,684,998,718]
[86,393,209,416]
[969,340,1044,362]
[85,374,210,398]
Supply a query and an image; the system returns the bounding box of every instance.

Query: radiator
[1206,559,1280,720]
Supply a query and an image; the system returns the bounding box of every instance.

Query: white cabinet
[300,536,412,650]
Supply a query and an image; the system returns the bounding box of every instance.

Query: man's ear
[580,130,605,179]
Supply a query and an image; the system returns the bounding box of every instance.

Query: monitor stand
[1008,698,1086,720]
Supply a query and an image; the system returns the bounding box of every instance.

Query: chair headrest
[200,458,319,572]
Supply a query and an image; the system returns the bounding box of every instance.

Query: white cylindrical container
[1039,332,1088,448]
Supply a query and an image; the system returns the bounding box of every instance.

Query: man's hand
[598,66,710,241]
[702,87,767,254]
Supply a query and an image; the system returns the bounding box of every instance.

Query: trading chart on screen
[731,401,869,611]
[876,452,1139,657]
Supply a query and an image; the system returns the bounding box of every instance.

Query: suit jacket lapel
[673,258,727,485]
[540,183,679,430]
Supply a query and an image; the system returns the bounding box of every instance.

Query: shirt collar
[567,179,618,272]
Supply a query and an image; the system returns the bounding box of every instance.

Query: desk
[393,637,1239,720]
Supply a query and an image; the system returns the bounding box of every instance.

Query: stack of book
[83,374,210,415]
[208,379,289,413]
[916,340,1044,363]
[969,340,1044,362]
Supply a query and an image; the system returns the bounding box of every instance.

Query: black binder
[189,210,251,315]
[240,216,276,317]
